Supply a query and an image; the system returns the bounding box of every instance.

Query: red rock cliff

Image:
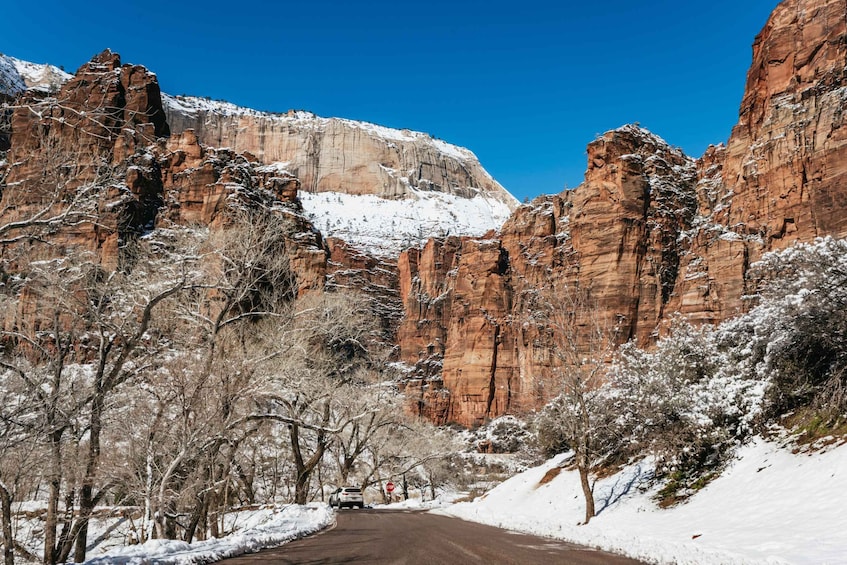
[671,0,847,321]
[397,0,847,426]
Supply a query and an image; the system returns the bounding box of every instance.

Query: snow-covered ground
[77,504,333,565]
[300,188,513,257]
[437,437,847,565]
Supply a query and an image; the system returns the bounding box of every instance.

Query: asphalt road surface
[218,509,646,564]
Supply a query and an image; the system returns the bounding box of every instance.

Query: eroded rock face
[397,126,698,426]
[1,51,328,294]
[671,0,847,321]
[398,0,847,427]
[163,96,515,206]
[1,49,169,269]
[153,130,328,293]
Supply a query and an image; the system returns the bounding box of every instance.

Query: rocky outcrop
[397,126,698,425]
[1,50,170,268]
[0,51,328,293]
[671,0,847,322]
[398,0,847,426]
[163,95,514,204]
[163,95,518,256]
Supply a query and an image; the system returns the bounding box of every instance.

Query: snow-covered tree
[529,282,622,524]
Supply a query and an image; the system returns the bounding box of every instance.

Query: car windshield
[343,488,361,493]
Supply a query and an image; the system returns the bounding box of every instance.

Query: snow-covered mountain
[0,53,71,96]
[2,54,517,257]
[163,94,518,257]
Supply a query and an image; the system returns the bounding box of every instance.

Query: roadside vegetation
[533,236,847,517]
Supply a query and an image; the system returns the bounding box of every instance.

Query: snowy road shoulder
[435,438,847,565]
[81,504,334,565]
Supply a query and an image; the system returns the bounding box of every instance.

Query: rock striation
[671,0,847,322]
[397,0,847,426]
[0,51,328,291]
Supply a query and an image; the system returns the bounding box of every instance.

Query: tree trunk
[578,458,595,524]
[0,481,14,565]
[288,403,330,505]
[184,492,208,544]
[43,431,63,565]
[72,391,105,563]
[143,441,154,542]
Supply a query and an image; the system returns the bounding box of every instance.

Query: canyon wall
[671,0,847,322]
[397,0,847,426]
[396,126,699,425]
[4,0,847,428]
[0,50,328,291]
[162,95,516,207]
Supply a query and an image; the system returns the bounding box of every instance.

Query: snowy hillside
[0,53,71,96]
[0,54,26,97]
[299,188,513,257]
[439,438,847,565]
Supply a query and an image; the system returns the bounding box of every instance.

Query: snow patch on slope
[0,54,71,96]
[439,438,847,564]
[300,188,513,257]
[0,54,26,97]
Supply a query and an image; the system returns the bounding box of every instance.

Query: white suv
[329,486,364,509]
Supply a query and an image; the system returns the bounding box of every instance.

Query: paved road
[218,509,645,564]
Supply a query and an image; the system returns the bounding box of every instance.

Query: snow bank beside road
[438,438,847,565]
[81,504,333,565]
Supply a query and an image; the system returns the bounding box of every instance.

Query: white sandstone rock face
[163,94,518,255]
[163,95,513,201]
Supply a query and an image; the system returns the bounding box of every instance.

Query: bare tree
[329,380,400,485]
[530,282,621,524]
[0,234,198,563]
[255,291,380,504]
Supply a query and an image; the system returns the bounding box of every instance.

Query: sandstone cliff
[397,0,847,426]
[163,95,518,256]
[0,51,328,292]
[397,125,698,425]
[671,0,847,322]
[163,95,513,202]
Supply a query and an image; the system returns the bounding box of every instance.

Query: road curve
[217,508,646,564]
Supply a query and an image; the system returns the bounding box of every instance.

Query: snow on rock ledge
[163,94,518,254]
[301,188,514,258]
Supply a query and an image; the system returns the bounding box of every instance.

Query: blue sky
[4,1,779,201]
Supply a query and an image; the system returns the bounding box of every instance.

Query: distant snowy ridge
[0,53,71,96]
[164,93,519,256]
[162,93,491,167]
